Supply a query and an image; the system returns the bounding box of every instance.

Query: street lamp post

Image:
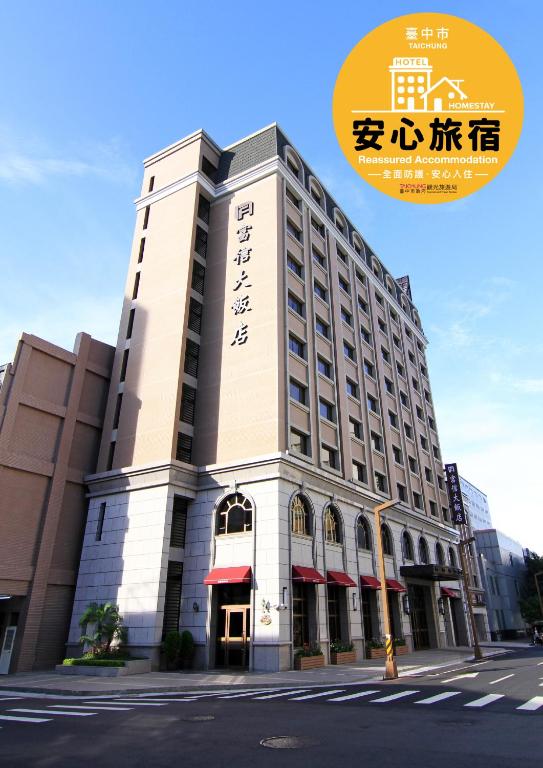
[458,530,483,660]
[374,498,400,680]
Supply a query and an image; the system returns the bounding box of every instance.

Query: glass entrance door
[408,585,430,650]
[218,605,250,668]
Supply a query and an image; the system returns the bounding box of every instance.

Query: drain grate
[260,736,318,749]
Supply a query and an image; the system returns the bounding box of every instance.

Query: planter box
[294,655,325,670]
[395,644,408,655]
[366,647,386,659]
[56,659,151,677]
[330,650,357,665]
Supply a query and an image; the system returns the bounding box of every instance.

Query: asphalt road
[1,648,542,768]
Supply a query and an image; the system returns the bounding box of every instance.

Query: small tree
[179,630,195,668]
[163,631,182,670]
[79,602,127,656]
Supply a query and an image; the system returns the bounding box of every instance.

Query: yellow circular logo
[333,13,523,203]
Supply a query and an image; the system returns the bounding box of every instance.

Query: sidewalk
[0,644,514,697]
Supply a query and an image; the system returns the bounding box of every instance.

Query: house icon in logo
[389,57,468,112]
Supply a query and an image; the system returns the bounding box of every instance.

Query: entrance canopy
[204,566,252,585]
[327,570,357,588]
[400,564,462,582]
[386,579,407,592]
[441,587,461,598]
[360,575,381,589]
[292,565,326,584]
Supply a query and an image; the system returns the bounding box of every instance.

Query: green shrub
[330,641,354,653]
[179,630,195,664]
[163,630,182,667]
[62,658,125,667]
[366,638,385,649]
[394,637,406,646]
[295,644,323,657]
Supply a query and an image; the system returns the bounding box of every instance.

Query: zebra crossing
[1,685,542,730]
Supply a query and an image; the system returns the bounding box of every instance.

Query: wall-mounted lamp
[275,587,288,611]
[192,601,200,613]
[352,592,358,612]
[437,596,445,616]
[402,593,411,615]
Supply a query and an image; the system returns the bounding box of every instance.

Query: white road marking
[464,694,504,708]
[10,708,96,717]
[371,690,420,703]
[415,691,462,705]
[0,714,51,723]
[442,673,479,683]
[49,705,133,711]
[289,689,344,701]
[489,674,514,685]
[108,697,198,703]
[87,700,166,707]
[328,690,380,702]
[254,689,310,700]
[538,661,543,666]
[517,696,543,711]
[0,697,22,701]
[218,690,278,699]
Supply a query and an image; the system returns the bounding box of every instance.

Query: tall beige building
[68,124,467,671]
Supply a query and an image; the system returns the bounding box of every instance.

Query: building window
[293,582,310,650]
[290,428,310,456]
[176,433,193,464]
[138,237,145,263]
[404,422,413,439]
[400,390,409,407]
[286,187,301,210]
[349,417,362,440]
[188,297,203,334]
[312,246,325,268]
[170,497,188,548]
[314,280,327,301]
[142,205,150,230]
[390,308,398,323]
[397,483,407,502]
[319,398,334,422]
[358,296,368,314]
[112,393,123,430]
[402,530,414,560]
[428,416,436,431]
[126,308,135,339]
[357,516,372,550]
[321,444,338,470]
[408,351,416,364]
[435,542,445,565]
[389,410,398,428]
[367,394,379,414]
[396,362,405,377]
[346,378,359,399]
[418,537,429,563]
[195,225,208,258]
[437,475,444,490]
[420,435,429,451]
[317,356,332,378]
[288,293,304,317]
[392,445,403,465]
[132,271,141,300]
[341,307,352,327]
[289,379,307,405]
[184,339,200,378]
[291,494,311,536]
[424,389,431,404]
[375,471,387,493]
[375,293,384,306]
[343,341,355,361]
[385,377,394,394]
[381,524,393,555]
[405,326,412,339]
[412,376,419,391]
[421,364,428,378]
[287,253,303,278]
[337,244,348,262]
[361,325,372,345]
[371,431,383,452]
[180,384,197,425]
[191,261,206,295]
[289,335,305,359]
[413,491,423,510]
[429,500,437,517]
[315,317,329,338]
[364,359,375,378]
[408,455,418,474]
[120,349,129,382]
[197,194,210,224]
[424,466,433,482]
[96,502,106,541]
[324,505,342,544]
[432,444,440,459]
[287,219,302,243]
[353,460,367,483]
[311,217,325,237]
[393,334,401,349]
[378,318,387,334]
[338,275,350,294]
[201,156,217,181]
[286,154,300,178]
[416,405,423,420]
[310,183,323,206]
[217,493,253,535]
[162,561,183,639]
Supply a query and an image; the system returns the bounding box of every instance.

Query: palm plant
[78,602,127,656]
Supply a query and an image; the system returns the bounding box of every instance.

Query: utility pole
[374,499,400,680]
[458,525,483,660]
[535,571,543,620]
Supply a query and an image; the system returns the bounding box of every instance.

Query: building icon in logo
[389,57,467,112]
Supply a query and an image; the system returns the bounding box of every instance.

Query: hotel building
[66,124,468,671]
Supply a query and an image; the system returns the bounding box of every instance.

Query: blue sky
[1,1,541,550]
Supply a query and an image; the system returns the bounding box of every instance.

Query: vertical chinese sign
[230,201,254,347]
[444,462,467,525]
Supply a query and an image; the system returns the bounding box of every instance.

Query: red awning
[292,565,326,584]
[360,575,381,589]
[327,570,357,588]
[386,579,407,592]
[441,587,460,599]
[204,566,252,585]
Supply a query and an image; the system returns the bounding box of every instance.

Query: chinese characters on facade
[445,463,467,525]
[230,201,254,347]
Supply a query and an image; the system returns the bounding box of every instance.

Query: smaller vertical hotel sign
[230,201,255,347]
[445,463,466,525]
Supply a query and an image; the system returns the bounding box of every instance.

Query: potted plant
[394,637,409,655]
[294,644,325,670]
[78,602,127,657]
[179,630,195,669]
[365,638,386,659]
[330,640,356,665]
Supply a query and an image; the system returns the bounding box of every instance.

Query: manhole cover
[260,736,318,749]
[182,715,215,722]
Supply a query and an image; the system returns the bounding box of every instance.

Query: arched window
[357,516,372,550]
[402,530,414,561]
[291,494,311,536]
[309,177,324,207]
[381,524,393,556]
[216,493,253,535]
[419,537,430,564]
[449,546,457,568]
[436,542,445,566]
[285,147,302,182]
[334,210,347,236]
[324,505,342,544]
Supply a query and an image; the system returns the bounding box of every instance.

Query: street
[1,648,542,767]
